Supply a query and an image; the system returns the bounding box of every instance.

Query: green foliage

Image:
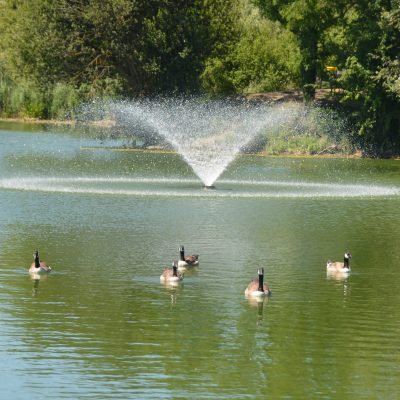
[1,81,47,118]
[0,69,12,115]
[265,119,354,155]
[334,1,400,155]
[339,55,400,154]
[266,132,333,155]
[0,0,399,155]
[251,0,399,154]
[376,4,400,99]
[201,1,300,95]
[201,58,237,95]
[0,60,47,118]
[0,0,243,114]
[0,0,237,95]
[50,83,79,120]
[262,104,353,155]
[232,6,300,93]
[253,0,346,97]
[378,58,400,99]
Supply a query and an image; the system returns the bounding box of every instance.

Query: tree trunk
[298,28,319,102]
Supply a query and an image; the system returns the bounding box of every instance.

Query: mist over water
[78,97,348,187]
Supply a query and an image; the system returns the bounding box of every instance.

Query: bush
[200,1,300,95]
[201,58,236,95]
[25,101,47,118]
[50,83,79,120]
[266,132,332,155]
[5,84,47,118]
[0,75,12,116]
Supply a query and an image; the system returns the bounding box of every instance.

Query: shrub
[50,83,79,120]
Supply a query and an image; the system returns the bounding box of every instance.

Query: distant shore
[0,116,120,129]
[0,117,75,125]
[1,118,396,159]
[245,88,341,104]
[0,113,362,159]
[1,91,397,159]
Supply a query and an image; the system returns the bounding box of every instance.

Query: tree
[253,0,347,100]
[255,0,400,154]
[0,0,238,96]
[335,0,400,154]
[376,0,400,100]
[201,0,300,95]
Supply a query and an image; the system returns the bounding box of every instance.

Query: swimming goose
[177,245,199,269]
[326,252,351,273]
[245,268,270,298]
[160,260,183,283]
[29,250,52,274]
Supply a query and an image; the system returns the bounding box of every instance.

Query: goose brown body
[245,268,270,297]
[245,279,269,295]
[182,255,199,265]
[29,251,52,273]
[160,261,183,283]
[327,261,347,270]
[177,246,199,269]
[326,252,352,272]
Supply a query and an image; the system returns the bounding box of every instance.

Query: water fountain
[1,97,398,198]
[83,97,311,188]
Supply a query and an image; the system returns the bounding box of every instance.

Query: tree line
[0,0,399,155]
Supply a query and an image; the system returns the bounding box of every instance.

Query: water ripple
[0,176,398,198]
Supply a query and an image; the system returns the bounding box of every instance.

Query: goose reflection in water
[29,271,49,296]
[327,270,352,299]
[247,296,270,326]
[32,277,40,296]
[161,281,184,306]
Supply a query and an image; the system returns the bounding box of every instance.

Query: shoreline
[0,117,76,125]
[81,145,362,159]
[1,116,397,160]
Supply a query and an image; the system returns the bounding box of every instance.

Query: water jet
[80,98,328,188]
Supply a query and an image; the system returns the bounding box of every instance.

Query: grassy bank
[0,111,356,158]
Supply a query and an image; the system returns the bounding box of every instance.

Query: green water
[0,122,400,399]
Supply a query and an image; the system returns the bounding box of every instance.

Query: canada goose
[245,268,270,298]
[160,260,183,283]
[326,252,352,272]
[29,250,52,274]
[177,245,199,269]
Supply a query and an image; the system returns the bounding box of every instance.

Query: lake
[0,121,399,399]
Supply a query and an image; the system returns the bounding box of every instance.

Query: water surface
[0,122,400,399]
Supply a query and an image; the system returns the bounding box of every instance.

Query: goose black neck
[343,256,350,268]
[258,273,264,292]
[34,255,40,268]
[173,265,178,277]
[179,246,185,261]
